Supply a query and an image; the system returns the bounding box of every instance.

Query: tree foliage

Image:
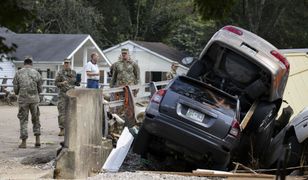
[0,0,34,53]
[195,0,308,48]
[1,0,308,55]
[168,16,216,57]
[193,0,238,20]
[25,0,105,47]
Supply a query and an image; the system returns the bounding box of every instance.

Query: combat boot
[18,139,27,148]
[58,128,65,136]
[35,135,41,148]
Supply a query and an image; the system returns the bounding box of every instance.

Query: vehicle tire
[132,126,151,157]
[244,102,277,158]
[246,101,277,132]
[286,136,302,167]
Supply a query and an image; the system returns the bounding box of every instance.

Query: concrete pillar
[54,89,104,179]
[71,55,74,70]
[82,47,88,86]
[103,69,108,86]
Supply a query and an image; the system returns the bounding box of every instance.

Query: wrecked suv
[133,25,290,170]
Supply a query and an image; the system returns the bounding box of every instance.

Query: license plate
[186,108,205,122]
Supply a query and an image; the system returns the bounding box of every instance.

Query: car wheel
[286,136,302,167]
[132,126,151,157]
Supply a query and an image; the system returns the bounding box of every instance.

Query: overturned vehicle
[133,25,308,171]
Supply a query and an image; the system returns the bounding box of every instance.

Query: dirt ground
[0,102,299,180]
[0,103,61,179]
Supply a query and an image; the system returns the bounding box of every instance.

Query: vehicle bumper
[141,113,239,167]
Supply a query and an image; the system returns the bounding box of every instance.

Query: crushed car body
[133,25,308,171]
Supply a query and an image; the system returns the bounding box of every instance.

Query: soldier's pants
[18,102,41,140]
[57,94,68,129]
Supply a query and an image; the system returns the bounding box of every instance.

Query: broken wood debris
[139,169,276,179]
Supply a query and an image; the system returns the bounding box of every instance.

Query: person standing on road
[86,52,100,88]
[110,48,140,93]
[13,56,42,148]
[166,62,179,80]
[55,58,77,136]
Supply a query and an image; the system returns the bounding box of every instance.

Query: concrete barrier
[54,89,104,179]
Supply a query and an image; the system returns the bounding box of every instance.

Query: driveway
[0,104,61,179]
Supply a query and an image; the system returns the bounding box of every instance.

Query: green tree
[0,0,34,53]
[168,15,216,57]
[194,0,308,48]
[25,0,105,47]
[193,0,238,20]
[88,0,188,47]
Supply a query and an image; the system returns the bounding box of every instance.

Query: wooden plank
[139,170,275,179]
[193,169,274,179]
[240,100,258,130]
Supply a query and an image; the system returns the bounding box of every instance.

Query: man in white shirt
[86,52,100,88]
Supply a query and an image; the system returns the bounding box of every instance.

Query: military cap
[121,48,129,53]
[64,58,71,63]
[24,56,33,62]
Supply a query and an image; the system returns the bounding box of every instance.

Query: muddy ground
[0,103,223,180]
[1,102,304,180]
[0,102,60,179]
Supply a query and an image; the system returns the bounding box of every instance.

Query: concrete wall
[54,89,104,179]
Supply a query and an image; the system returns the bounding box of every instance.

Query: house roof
[104,40,191,67]
[132,41,188,65]
[0,33,110,65]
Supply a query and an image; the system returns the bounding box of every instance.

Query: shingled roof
[0,33,89,62]
[132,41,188,66]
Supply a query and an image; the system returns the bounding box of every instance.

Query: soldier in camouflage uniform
[110,48,140,89]
[55,58,77,136]
[166,62,179,80]
[108,48,140,138]
[13,56,42,148]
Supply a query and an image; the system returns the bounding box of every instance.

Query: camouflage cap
[64,58,71,63]
[121,48,129,53]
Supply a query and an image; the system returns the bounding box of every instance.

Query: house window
[145,71,167,83]
[145,71,167,91]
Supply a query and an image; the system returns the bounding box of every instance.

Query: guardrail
[1,76,169,137]
[101,80,169,137]
[0,77,58,96]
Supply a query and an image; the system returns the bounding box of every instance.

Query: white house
[0,55,16,91]
[280,49,308,118]
[103,40,191,87]
[0,31,111,86]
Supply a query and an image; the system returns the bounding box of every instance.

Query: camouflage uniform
[13,66,42,140]
[166,69,177,80]
[109,56,140,119]
[55,68,76,129]
[109,58,140,87]
[166,62,179,80]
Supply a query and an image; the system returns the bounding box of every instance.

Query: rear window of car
[205,43,261,86]
[169,76,237,116]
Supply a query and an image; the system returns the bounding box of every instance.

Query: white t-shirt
[86,61,100,80]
